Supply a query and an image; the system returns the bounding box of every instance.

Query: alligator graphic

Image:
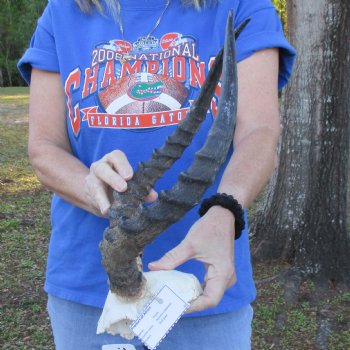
[128,81,164,101]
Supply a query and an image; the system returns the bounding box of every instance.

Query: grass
[1,87,350,349]
[0,87,53,349]
[251,265,350,349]
[0,87,29,105]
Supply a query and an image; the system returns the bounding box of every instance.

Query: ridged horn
[100,11,249,298]
[108,17,250,226]
[108,48,224,226]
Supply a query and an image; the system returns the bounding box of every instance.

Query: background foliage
[273,0,287,31]
[0,0,287,87]
[0,0,46,86]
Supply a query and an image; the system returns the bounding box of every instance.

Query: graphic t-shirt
[18,0,295,316]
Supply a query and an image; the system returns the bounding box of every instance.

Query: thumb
[148,240,193,271]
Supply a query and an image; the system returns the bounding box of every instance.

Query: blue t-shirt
[18,0,295,316]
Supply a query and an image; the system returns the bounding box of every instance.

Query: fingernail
[121,169,133,180]
[116,182,127,192]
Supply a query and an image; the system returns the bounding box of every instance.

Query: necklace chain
[117,0,171,51]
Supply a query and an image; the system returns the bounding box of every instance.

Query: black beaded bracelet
[198,193,245,240]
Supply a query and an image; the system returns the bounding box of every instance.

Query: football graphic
[99,72,188,114]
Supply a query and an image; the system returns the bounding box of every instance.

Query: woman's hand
[148,205,236,312]
[85,150,158,217]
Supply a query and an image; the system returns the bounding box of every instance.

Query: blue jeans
[47,294,253,350]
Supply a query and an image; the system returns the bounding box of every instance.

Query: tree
[272,0,287,30]
[252,0,350,291]
[0,0,46,86]
[251,2,350,346]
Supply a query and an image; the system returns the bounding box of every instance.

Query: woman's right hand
[85,150,157,217]
[29,70,157,218]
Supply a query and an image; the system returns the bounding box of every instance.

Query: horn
[108,48,224,225]
[100,11,249,298]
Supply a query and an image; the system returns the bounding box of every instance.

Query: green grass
[0,87,29,105]
[0,87,53,349]
[252,267,350,350]
[1,87,350,349]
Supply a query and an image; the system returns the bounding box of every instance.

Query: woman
[18,0,295,349]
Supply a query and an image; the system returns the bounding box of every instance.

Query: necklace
[117,0,171,62]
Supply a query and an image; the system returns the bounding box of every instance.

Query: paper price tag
[130,285,189,350]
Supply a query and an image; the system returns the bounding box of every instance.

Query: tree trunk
[4,50,12,87]
[251,0,350,284]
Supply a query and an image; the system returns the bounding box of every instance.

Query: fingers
[85,173,111,215]
[103,150,133,180]
[86,149,157,216]
[86,150,133,215]
[95,150,133,191]
[91,160,128,192]
[187,267,236,313]
[188,280,225,313]
[150,209,236,313]
[148,240,195,270]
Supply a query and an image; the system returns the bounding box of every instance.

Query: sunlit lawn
[0,87,29,105]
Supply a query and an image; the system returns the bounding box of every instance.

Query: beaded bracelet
[198,193,245,240]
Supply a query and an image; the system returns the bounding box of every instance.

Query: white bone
[97,270,202,339]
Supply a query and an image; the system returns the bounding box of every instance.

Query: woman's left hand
[148,205,236,313]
